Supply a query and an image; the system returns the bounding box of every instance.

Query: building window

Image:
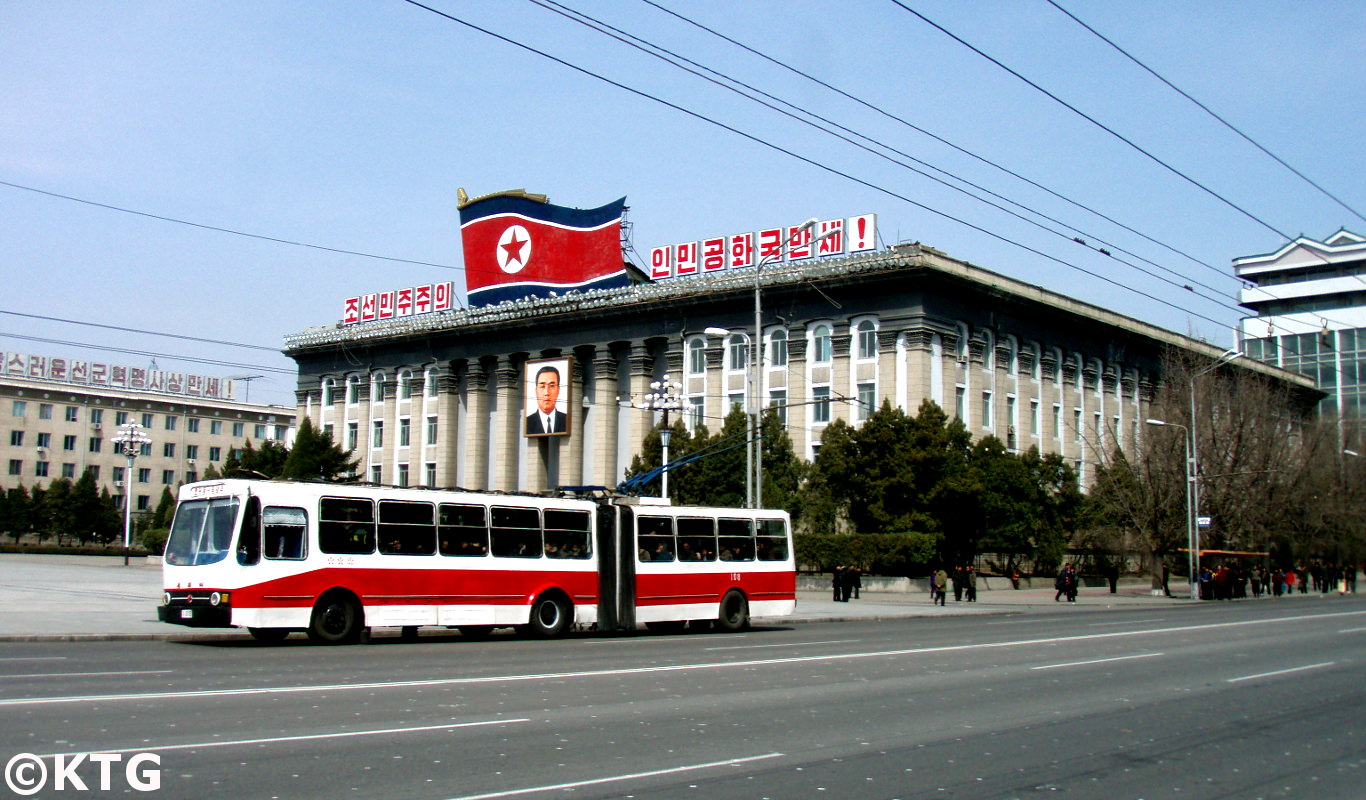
[769,389,787,425]
[139,442,151,457]
[8,460,21,476]
[62,463,76,479]
[812,386,831,424]
[1073,408,1083,443]
[11,400,25,417]
[728,335,748,371]
[399,371,413,400]
[1053,404,1062,440]
[208,447,221,462]
[322,381,336,406]
[812,324,832,363]
[90,408,103,425]
[63,435,76,451]
[88,437,101,453]
[186,445,198,460]
[136,495,150,511]
[163,443,176,458]
[770,329,789,367]
[425,371,438,398]
[113,466,125,484]
[210,420,223,435]
[89,466,104,480]
[34,461,48,478]
[275,425,287,440]
[397,463,409,487]
[426,416,438,446]
[186,470,198,483]
[346,378,359,405]
[856,320,877,359]
[955,386,966,421]
[687,338,706,375]
[116,411,128,425]
[36,432,50,449]
[982,391,993,429]
[232,422,244,437]
[141,412,154,428]
[373,375,386,403]
[347,422,358,451]
[687,395,704,430]
[728,392,744,413]
[138,468,150,483]
[857,382,876,421]
[254,424,266,440]
[372,420,383,448]
[9,431,22,447]
[187,418,199,433]
[399,418,411,447]
[370,465,382,484]
[323,424,334,441]
[65,406,79,422]
[39,403,52,420]
[1006,395,1017,440]
[162,470,175,485]
[425,462,437,487]
[1030,400,1041,436]
[165,416,177,431]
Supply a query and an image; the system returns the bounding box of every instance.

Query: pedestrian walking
[965,565,977,602]
[933,568,948,606]
[832,566,844,602]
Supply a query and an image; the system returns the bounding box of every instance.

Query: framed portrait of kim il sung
[524,357,572,438]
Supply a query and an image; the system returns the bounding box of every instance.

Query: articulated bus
[157,479,796,643]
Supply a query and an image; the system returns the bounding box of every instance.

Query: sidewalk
[0,553,1191,641]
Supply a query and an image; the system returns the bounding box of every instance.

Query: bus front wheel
[308,593,363,644]
[522,593,571,638]
[715,590,749,633]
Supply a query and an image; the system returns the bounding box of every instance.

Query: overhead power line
[886,1,1294,243]
[0,331,295,375]
[1044,0,1365,225]
[401,0,1236,332]
[0,309,281,353]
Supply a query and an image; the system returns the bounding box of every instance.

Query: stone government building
[283,242,1316,495]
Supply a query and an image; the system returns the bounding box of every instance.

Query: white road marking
[443,752,785,800]
[1338,626,1366,633]
[1226,662,1336,683]
[33,718,529,758]
[2,609,1361,708]
[0,669,174,679]
[0,657,67,662]
[705,639,859,651]
[1031,652,1164,670]
[1086,618,1164,626]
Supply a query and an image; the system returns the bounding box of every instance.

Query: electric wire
[886,0,1293,243]
[1044,0,1365,225]
[529,0,1239,312]
[0,309,280,353]
[400,0,1235,333]
[636,0,1234,285]
[0,331,295,375]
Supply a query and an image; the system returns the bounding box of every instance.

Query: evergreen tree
[41,479,75,544]
[96,488,123,544]
[151,486,176,529]
[280,417,359,481]
[201,463,222,481]
[70,471,104,545]
[233,439,289,478]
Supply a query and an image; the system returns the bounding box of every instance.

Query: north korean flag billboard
[458,190,628,308]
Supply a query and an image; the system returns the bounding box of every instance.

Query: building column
[617,341,653,485]
[492,354,526,491]
[590,345,621,487]
[432,363,459,488]
[461,358,491,491]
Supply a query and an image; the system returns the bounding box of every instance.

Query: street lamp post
[110,421,152,566]
[1187,349,1242,594]
[634,375,688,500]
[1146,418,1196,600]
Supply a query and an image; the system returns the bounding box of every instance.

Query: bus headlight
[209,592,222,606]
[162,592,172,605]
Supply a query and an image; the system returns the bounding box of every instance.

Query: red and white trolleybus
[157,479,796,643]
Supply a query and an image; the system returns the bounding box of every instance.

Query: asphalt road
[1,597,1363,800]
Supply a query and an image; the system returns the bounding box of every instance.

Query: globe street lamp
[110,421,152,566]
[634,374,689,500]
[1146,418,1196,599]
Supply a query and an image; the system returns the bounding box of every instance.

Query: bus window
[490,506,540,558]
[438,503,488,556]
[378,500,435,555]
[263,506,307,560]
[544,508,590,559]
[676,516,715,562]
[637,515,673,562]
[166,496,240,566]
[237,495,261,566]
[320,497,376,555]
[756,517,788,561]
[718,517,755,562]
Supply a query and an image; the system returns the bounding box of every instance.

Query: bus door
[596,502,636,632]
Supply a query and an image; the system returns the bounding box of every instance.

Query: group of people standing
[928,565,979,605]
[1199,562,1359,600]
[831,565,862,602]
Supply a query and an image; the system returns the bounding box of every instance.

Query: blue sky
[3,1,1362,407]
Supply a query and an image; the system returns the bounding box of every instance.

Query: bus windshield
[165,497,241,566]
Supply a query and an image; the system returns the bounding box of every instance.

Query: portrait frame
[524,356,572,438]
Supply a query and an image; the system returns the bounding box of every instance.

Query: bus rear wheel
[248,627,289,643]
[522,593,571,638]
[308,593,363,644]
[715,590,749,633]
